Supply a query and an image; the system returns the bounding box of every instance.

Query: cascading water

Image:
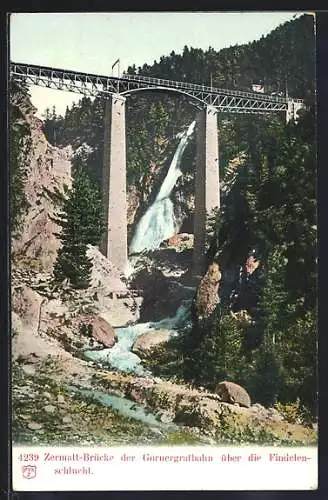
[83,123,196,422]
[129,121,196,255]
[84,304,190,375]
[68,386,177,430]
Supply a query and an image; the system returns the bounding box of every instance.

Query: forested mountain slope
[23,14,317,419]
[43,14,315,187]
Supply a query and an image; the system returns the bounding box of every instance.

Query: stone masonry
[100,94,128,272]
[192,106,220,277]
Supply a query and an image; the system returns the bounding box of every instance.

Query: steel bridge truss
[10,62,303,114]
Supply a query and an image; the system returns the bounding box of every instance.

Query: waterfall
[129,121,195,255]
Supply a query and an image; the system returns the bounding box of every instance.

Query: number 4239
[18,454,40,462]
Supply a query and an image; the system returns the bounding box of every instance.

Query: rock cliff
[11,92,72,272]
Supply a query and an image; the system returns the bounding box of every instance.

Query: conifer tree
[182,306,246,388]
[53,148,105,288]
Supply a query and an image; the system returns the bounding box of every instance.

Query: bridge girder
[10,62,303,115]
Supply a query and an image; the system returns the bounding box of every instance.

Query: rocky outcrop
[193,263,221,323]
[131,330,171,358]
[87,246,128,293]
[215,381,251,408]
[11,262,142,357]
[96,371,316,444]
[131,267,171,321]
[11,94,72,272]
[131,265,193,321]
[10,90,143,346]
[12,284,44,335]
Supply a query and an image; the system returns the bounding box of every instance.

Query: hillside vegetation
[42,14,315,185]
[11,13,317,436]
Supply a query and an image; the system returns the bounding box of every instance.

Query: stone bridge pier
[100,94,128,272]
[192,106,220,278]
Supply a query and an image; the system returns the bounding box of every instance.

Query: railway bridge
[10,62,304,276]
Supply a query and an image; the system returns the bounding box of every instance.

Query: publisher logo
[22,465,37,479]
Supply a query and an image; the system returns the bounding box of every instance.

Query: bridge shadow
[129,247,195,322]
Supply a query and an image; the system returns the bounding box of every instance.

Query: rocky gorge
[11,88,317,449]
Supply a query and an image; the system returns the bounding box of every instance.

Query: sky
[10,12,307,118]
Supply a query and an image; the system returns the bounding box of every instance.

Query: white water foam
[129,121,195,255]
[84,305,189,375]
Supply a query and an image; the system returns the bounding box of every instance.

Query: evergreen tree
[206,106,316,411]
[249,338,284,406]
[182,306,247,389]
[53,150,105,288]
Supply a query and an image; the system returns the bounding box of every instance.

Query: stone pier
[193,106,220,278]
[100,94,128,272]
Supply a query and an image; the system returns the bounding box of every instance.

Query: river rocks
[131,330,172,358]
[215,381,251,408]
[167,234,181,247]
[80,315,116,348]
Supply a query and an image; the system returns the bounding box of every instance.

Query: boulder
[21,365,36,376]
[131,330,171,358]
[193,263,221,323]
[167,234,180,247]
[80,315,116,348]
[215,381,251,408]
[167,233,194,250]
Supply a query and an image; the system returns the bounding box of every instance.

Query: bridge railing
[10,61,304,106]
[121,73,294,103]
